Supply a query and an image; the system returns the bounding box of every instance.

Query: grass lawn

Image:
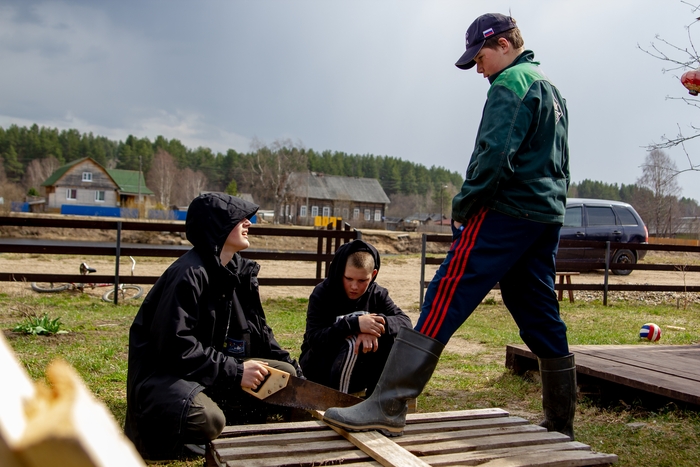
[1,285,700,466]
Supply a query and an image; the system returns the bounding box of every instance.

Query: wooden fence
[0,216,360,302]
[420,234,700,307]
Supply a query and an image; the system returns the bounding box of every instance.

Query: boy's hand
[358,313,385,337]
[241,360,269,389]
[356,333,379,354]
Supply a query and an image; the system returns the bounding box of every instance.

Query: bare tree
[23,156,61,196]
[146,149,178,207]
[0,156,26,213]
[639,1,700,172]
[247,138,307,224]
[636,149,683,235]
[178,168,209,206]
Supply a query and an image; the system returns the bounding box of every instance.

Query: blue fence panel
[11,202,29,212]
[60,205,139,218]
[147,210,188,221]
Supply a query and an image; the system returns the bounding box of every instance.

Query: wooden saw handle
[242,366,290,400]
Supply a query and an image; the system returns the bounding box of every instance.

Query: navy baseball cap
[455,13,517,70]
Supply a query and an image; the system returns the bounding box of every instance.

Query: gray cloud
[2,0,700,199]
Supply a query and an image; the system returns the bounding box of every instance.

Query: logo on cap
[483,28,494,38]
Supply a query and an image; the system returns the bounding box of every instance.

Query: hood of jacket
[324,239,381,297]
[185,193,259,260]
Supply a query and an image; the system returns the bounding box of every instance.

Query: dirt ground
[2,224,700,357]
[2,220,700,312]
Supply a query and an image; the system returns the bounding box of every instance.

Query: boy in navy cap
[324,13,574,440]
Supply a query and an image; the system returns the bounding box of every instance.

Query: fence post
[419,234,427,309]
[114,221,122,305]
[603,241,610,306]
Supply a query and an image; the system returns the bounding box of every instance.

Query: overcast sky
[3,1,700,200]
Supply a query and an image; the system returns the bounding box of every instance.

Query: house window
[333,207,341,217]
[322,206,330,217]
[343,208,349,219]
[66,189,77,200]
[353,208,360,219]
[95,191,105,202]
[374,209,382,222]
[311,206,319,217]
[300,205,307,217]
[364,209,371,221]
[82,172,92,182]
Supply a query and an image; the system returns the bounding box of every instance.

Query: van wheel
[612,249,635,275]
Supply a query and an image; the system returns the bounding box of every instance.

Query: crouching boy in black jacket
[299,240,411,395]
[125,193,303,461]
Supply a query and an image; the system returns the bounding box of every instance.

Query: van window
[614,206,639,226]
[564,206,582,227]
[587,206,617,226]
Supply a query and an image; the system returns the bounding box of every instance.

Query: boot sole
[323,417,404,437]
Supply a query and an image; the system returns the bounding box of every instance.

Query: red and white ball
[640,323,661,342]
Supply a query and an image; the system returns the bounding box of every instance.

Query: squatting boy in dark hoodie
[125,193,302,460]
[299,240,411,395]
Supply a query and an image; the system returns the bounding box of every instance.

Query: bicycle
[31,256,144,302]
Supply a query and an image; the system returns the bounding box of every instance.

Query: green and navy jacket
[452,50,570,225]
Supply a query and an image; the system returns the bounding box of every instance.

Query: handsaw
[242,367,362,410]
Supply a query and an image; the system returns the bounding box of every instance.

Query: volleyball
[639,323,661,342]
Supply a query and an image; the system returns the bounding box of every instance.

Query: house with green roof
[42,157,154,212]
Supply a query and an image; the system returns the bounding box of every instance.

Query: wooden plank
[218,420,326,437]
[477,450,618,467]
[402,416,529,435]
[398,424,544,445]
[211,428,342,448]
[405,408,509,423]
[327,427,432,467]
[210,445,375,467]
[215,438,355,459]
[404,431,572,456]
[421,441,593,467]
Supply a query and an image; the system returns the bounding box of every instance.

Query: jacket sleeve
[151,267,243,388]
[370,285,412,336]
[304,288,359,351]
[452,84,535,223]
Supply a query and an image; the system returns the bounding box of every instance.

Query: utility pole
[138,155,142,218]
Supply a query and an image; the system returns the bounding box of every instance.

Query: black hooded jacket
[125,193,301,459]
[298,240,411,385]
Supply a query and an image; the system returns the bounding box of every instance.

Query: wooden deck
[506,344,700,406]
[206,409,617,467]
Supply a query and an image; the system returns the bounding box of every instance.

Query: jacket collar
[488,49,535,84]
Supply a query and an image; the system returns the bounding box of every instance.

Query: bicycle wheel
[31,282,71,293]
[102,285,144,302]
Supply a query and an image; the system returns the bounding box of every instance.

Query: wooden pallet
[506,344,700,406]
[206,408,617,467]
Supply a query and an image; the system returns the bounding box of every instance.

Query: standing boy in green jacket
[324,12,575,440]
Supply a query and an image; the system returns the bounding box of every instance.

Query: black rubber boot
[323,327,444,436]
[538,353,577,440]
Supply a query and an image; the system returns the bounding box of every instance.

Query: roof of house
[41,157,90,186]
[289,172,390,204]
[42,157,153,195]
[106,169,154,195]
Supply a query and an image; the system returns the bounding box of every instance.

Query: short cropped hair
[347,251,375,273]
[482,26,524,51]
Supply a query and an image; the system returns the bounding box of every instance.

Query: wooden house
[42,158,154,212]
[285,172,391,228]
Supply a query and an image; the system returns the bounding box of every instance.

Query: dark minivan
[557,198,648,275]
